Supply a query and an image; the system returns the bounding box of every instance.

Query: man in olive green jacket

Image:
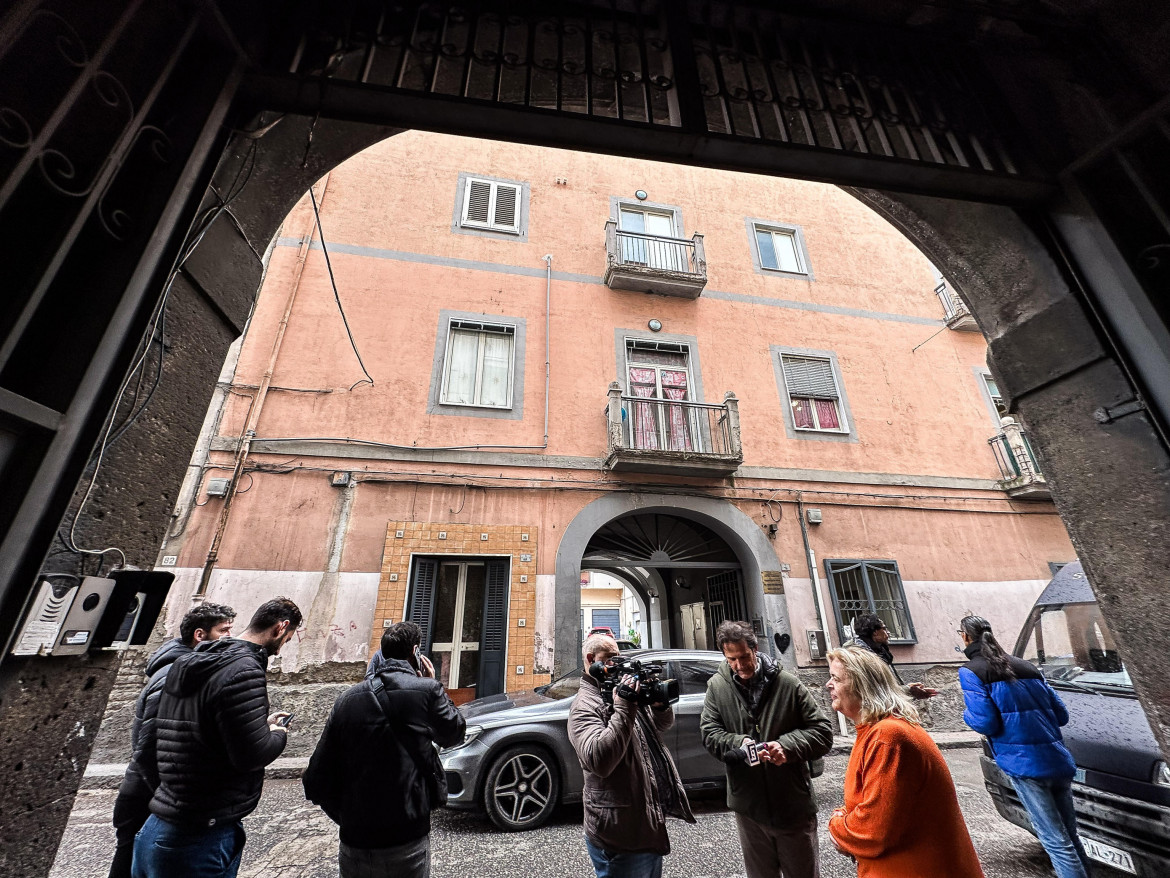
[700,621,833,878]
[568,633,694,878]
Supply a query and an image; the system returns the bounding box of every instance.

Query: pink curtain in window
[628,367,659,449]
[814,399,840,429]
[791,398,814,429]
[661,370,692,451]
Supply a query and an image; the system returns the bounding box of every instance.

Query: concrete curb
[82,734,982,788]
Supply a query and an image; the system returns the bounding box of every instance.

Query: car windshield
[540,667,583,700]
[1018,602,1132,690]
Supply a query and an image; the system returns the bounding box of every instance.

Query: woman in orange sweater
[826,646,984,878]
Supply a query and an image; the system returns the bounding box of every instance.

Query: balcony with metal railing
[603,220,707,298]
[937,280,979,331]
[604,383,742,477]
[989,417,1050,499]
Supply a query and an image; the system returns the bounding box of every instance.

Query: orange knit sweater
[828,717,985,878]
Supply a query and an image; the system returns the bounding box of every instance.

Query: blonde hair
[826,646,921,726]
[582,633,619,665]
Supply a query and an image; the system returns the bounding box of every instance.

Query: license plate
[1081,836,1137,874]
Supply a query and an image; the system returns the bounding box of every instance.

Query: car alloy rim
[492,753,553,824]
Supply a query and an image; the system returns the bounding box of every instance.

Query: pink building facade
[157,132,1074,698]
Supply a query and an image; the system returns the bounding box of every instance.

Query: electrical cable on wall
[308,187,374,391]
[64,138,261,572]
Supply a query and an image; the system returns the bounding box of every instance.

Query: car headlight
[1154,762,1170,787]
[443,724,484,752]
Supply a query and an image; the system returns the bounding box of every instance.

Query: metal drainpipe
[543,254,552,446]
[195,178,326,597]
[797,491,847,736]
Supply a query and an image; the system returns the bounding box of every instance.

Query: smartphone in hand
[275,712,295,728]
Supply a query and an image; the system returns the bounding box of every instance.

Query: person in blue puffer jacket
[958,615,1093,878]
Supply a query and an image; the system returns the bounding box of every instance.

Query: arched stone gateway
[3,2,1170,872]
[555,494,794,676]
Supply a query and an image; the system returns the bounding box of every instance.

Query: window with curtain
[984,373,1008,416]
[625,340,694,451]
[440,321,515,408]
[780,354,845,432]
[754,223,807,274]
[824,559,916,644]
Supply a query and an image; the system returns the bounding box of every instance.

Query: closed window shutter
[477,559,510,697]
[492,183,519,231]
[407,558,440,652]
[782,355,839,399]
[464,179,492,226]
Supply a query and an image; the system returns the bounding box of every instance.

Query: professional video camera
[588,656,679,707]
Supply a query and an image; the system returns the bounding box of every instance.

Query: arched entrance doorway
[555,493,791,677]
[583,513,744,652]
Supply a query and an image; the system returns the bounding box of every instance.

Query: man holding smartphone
[700,621,834,878]
[304,622,464,878]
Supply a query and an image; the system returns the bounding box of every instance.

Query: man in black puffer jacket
[108,602,235,878]
[304,622,465,878]
[132,597,301,878]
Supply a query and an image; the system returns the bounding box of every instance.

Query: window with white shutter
[460,177,522,233]
[440,320,516,408]
[780,354,846,432]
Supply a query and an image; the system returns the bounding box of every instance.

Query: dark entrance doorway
[583,512,746,651]
[406,556,509,703]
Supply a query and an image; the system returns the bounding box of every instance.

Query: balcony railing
[936,280,979,331]
[604,220,707,298]
[989,418,1050,499]
[605,383,742,477]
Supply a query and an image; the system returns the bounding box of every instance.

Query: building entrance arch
[555,494,791,677]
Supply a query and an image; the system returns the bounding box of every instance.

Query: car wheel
[482,744,560,831]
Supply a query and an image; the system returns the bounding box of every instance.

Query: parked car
[979,562,1170,876]
[439,648,728,830]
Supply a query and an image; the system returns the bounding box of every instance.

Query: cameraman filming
[567,633,694,878]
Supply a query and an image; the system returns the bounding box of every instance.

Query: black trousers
[109,790,151,878]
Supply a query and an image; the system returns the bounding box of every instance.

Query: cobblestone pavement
[51,749,1111,878]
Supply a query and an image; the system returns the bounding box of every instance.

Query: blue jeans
[1011,775,1092,878]
[585,837,663,878]
[131,814,246,878]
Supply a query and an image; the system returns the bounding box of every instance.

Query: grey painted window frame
[451,172,531,241]
[824,558,918,646]
[609,196,685,236]
[746,217,815,280]
[770,345,857,443]
[428,309,526,420]
[974,366,1006,427]
[614,328,705,402]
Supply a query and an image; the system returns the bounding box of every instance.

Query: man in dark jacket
[700,620,833,878]
[567,632,694,878]
[303,622,464,878]
[108,602,235,878]
[848,613,937,700]
[132,597,301,878]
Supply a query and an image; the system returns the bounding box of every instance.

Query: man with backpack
[304,622,465,878]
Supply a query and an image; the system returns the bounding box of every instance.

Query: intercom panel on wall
[11,579,79,656]
[52,576,116,655]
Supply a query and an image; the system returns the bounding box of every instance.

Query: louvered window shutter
[492,184,520,232]
[406,558,440,653]
[463,179,492,226]
[782,356,839,399]
[477,559,510,697]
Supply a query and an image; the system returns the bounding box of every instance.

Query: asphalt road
[51,749,1099,878]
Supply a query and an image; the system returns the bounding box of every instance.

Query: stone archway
[554,493,792,677]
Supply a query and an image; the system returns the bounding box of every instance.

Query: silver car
[440,648,727,830]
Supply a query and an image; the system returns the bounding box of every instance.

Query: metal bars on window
[824,559,916,645]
